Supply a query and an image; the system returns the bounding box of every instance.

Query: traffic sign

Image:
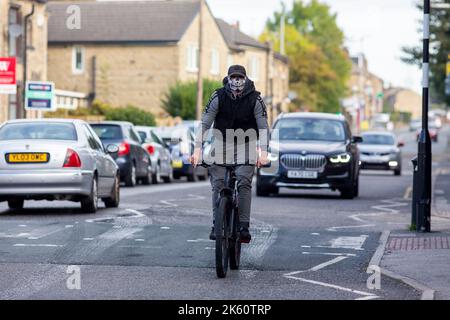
[25,81,56,111]
[0,57,17,94]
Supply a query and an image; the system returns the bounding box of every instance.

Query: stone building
[0,0,49,122]
[46,0,289,121]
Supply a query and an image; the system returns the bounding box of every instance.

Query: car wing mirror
[106,144,119,155]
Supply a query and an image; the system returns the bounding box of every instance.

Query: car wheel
[142,165,153,185]
[187,171,198,182]
[162,170,173,183]
[151,164,162,184]
[81,177,98,213]
[394,167,402,176]
[256,183,277,197]
[8,199,24,210]
[103,174,120,208]
[340,178,357,199]
[125,163,137,187]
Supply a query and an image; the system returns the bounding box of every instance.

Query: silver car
[0,119,120,213]
[359,131,404,176]
[135,125,173,183]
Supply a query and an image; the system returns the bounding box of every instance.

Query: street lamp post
[413,0,432,232]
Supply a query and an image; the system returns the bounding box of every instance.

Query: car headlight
[267,152,279,161]
[329,153,351,163]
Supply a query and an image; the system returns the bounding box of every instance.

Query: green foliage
[104,105,156,126]
[402,2,450,106]
[161,79,223,119]
[260,0,351,113]
[44,100,156,126]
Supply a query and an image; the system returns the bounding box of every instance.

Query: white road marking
[13,244,63,247]
[187,238,213,243]
[284,274,376,297]
[330,235,368,250]
[301,245,311,248]
[205,247,215,250]
[65,225,73,228]
[403,186,413,199]
[125,208,146,218]
[27,237,38,240]
[285,256,348,276]
[327,224,375,231]
[18,225,27,227]
[355,295,380,300]
[83,238,94,241]
[135,239,145,242]
[161,227,170,230]
[118,245,162,249]
[311,233,320,236]
[301,252,357,257]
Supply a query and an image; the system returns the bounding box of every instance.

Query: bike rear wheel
[229,206,241,270]
[215,196,231,278]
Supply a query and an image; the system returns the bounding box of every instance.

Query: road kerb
[368,230,435,300]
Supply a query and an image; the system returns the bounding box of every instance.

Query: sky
[207,0,423,93]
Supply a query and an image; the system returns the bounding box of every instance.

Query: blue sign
[25,81,56,111]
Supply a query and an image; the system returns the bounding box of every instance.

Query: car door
[87,124,117,191]
[82,124,109,196]
[151,130,171,175]
[128,126,148,177]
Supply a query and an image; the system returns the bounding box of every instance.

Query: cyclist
[190,65,270,243]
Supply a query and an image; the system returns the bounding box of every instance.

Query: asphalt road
[0,126,448,300]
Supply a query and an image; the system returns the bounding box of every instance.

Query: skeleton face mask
[228,75,246,93]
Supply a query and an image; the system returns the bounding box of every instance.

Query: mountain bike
[201,163,243,278]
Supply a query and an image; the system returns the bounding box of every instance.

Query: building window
[210,49,219,75]
[227,54,233,68]
[72,46,85,74]
[248,57,260,81]
[8,7,23,59]
[186,45,199,72]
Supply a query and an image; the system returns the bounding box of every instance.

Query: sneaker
[209,227,216,240]
[239,227,251,243]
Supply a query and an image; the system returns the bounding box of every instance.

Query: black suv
[256,112,362,199]
[91,121,153,187]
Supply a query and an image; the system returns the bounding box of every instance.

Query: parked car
[409,119,421,132]
[415,122,439,142]
[256,112,362,199]
[90,121,153,187]
[0,119,120,213]
[135,126,173,183]
[156,126,208,181]
[359,131,403,175]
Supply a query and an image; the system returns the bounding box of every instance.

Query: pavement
[0,124,449,300]
[380,124,450,300]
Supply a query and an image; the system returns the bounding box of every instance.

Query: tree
[162,79,223,119]
[261,0,351,112]
[402,1,450,106]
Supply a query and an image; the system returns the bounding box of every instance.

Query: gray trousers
[209,165,255,226]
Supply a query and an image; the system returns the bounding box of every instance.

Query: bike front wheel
[229,205,241,270]
[215,196,231,278]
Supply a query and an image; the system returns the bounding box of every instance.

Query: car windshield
[272,118,346,142]
[91,124,123,140]
[361,134,395,145]
[0,122,77,140]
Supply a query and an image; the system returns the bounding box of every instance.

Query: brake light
[118,142,130,156]
[63,149,82,168]
[146,145,155,155]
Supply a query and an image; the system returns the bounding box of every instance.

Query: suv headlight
[267,152,279,161]
[329,153,351,163]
